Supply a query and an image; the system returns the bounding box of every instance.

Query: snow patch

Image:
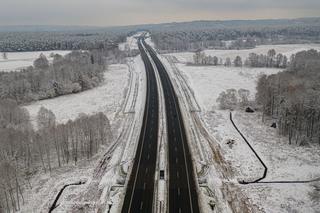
[0,50,70,72]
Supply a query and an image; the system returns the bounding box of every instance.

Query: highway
[121,38,159,213]
[143,40,200,213]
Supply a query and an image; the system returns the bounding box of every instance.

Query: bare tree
[33,54,49,69]
[234,56,243,67]
[238,89,250,107]
[217,89,238,110]
[2,52,8,60]
[224,57,232,67]
[37,107,56,129]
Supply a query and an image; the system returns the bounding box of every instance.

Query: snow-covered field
[168,44,320,64]
[176,64,280,110]
[24,64,128,128]
[164,44,320,212]
[0,50,70,72]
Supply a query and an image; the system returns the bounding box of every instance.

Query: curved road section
[121,38,159,213]
[143,40,200,213]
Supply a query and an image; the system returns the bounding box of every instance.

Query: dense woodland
[0,30,126,52]
[150,18,320,52]
[256,49,320,146]
[0,99,112,212]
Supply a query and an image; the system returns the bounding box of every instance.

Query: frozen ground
[163,45,320,212]
[176,64,280,111]
[168,43,320,64]
[24,64,129,129]
[0,50,70,72]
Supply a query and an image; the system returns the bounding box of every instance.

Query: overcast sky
[0,0,319,26]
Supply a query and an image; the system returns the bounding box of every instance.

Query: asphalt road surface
[143,40,200,213]
[121,38,159,213]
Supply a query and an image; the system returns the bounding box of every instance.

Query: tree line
[0,51,106,104]
[256,49,320,146]
[0,99,112,212]
[217,88,251,110]
[192,49,288,68]
[244,49,288,68]
[0,30,127,52]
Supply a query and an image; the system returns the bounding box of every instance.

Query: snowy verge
[105,54,147,213]
[160,55,247,213]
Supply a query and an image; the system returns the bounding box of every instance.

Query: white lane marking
[143,182,146,190]
[178,187,181,196]
[140,202,143,210]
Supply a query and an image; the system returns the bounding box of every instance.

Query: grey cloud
[0,0,319,26]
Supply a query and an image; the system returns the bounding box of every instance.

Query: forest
[0,29,127,52]
[256,49,320,146]
[150,18,320,52]
[0,99,112,212]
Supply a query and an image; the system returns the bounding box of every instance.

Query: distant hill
[1,17,320,33]
[139,17,320,31]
